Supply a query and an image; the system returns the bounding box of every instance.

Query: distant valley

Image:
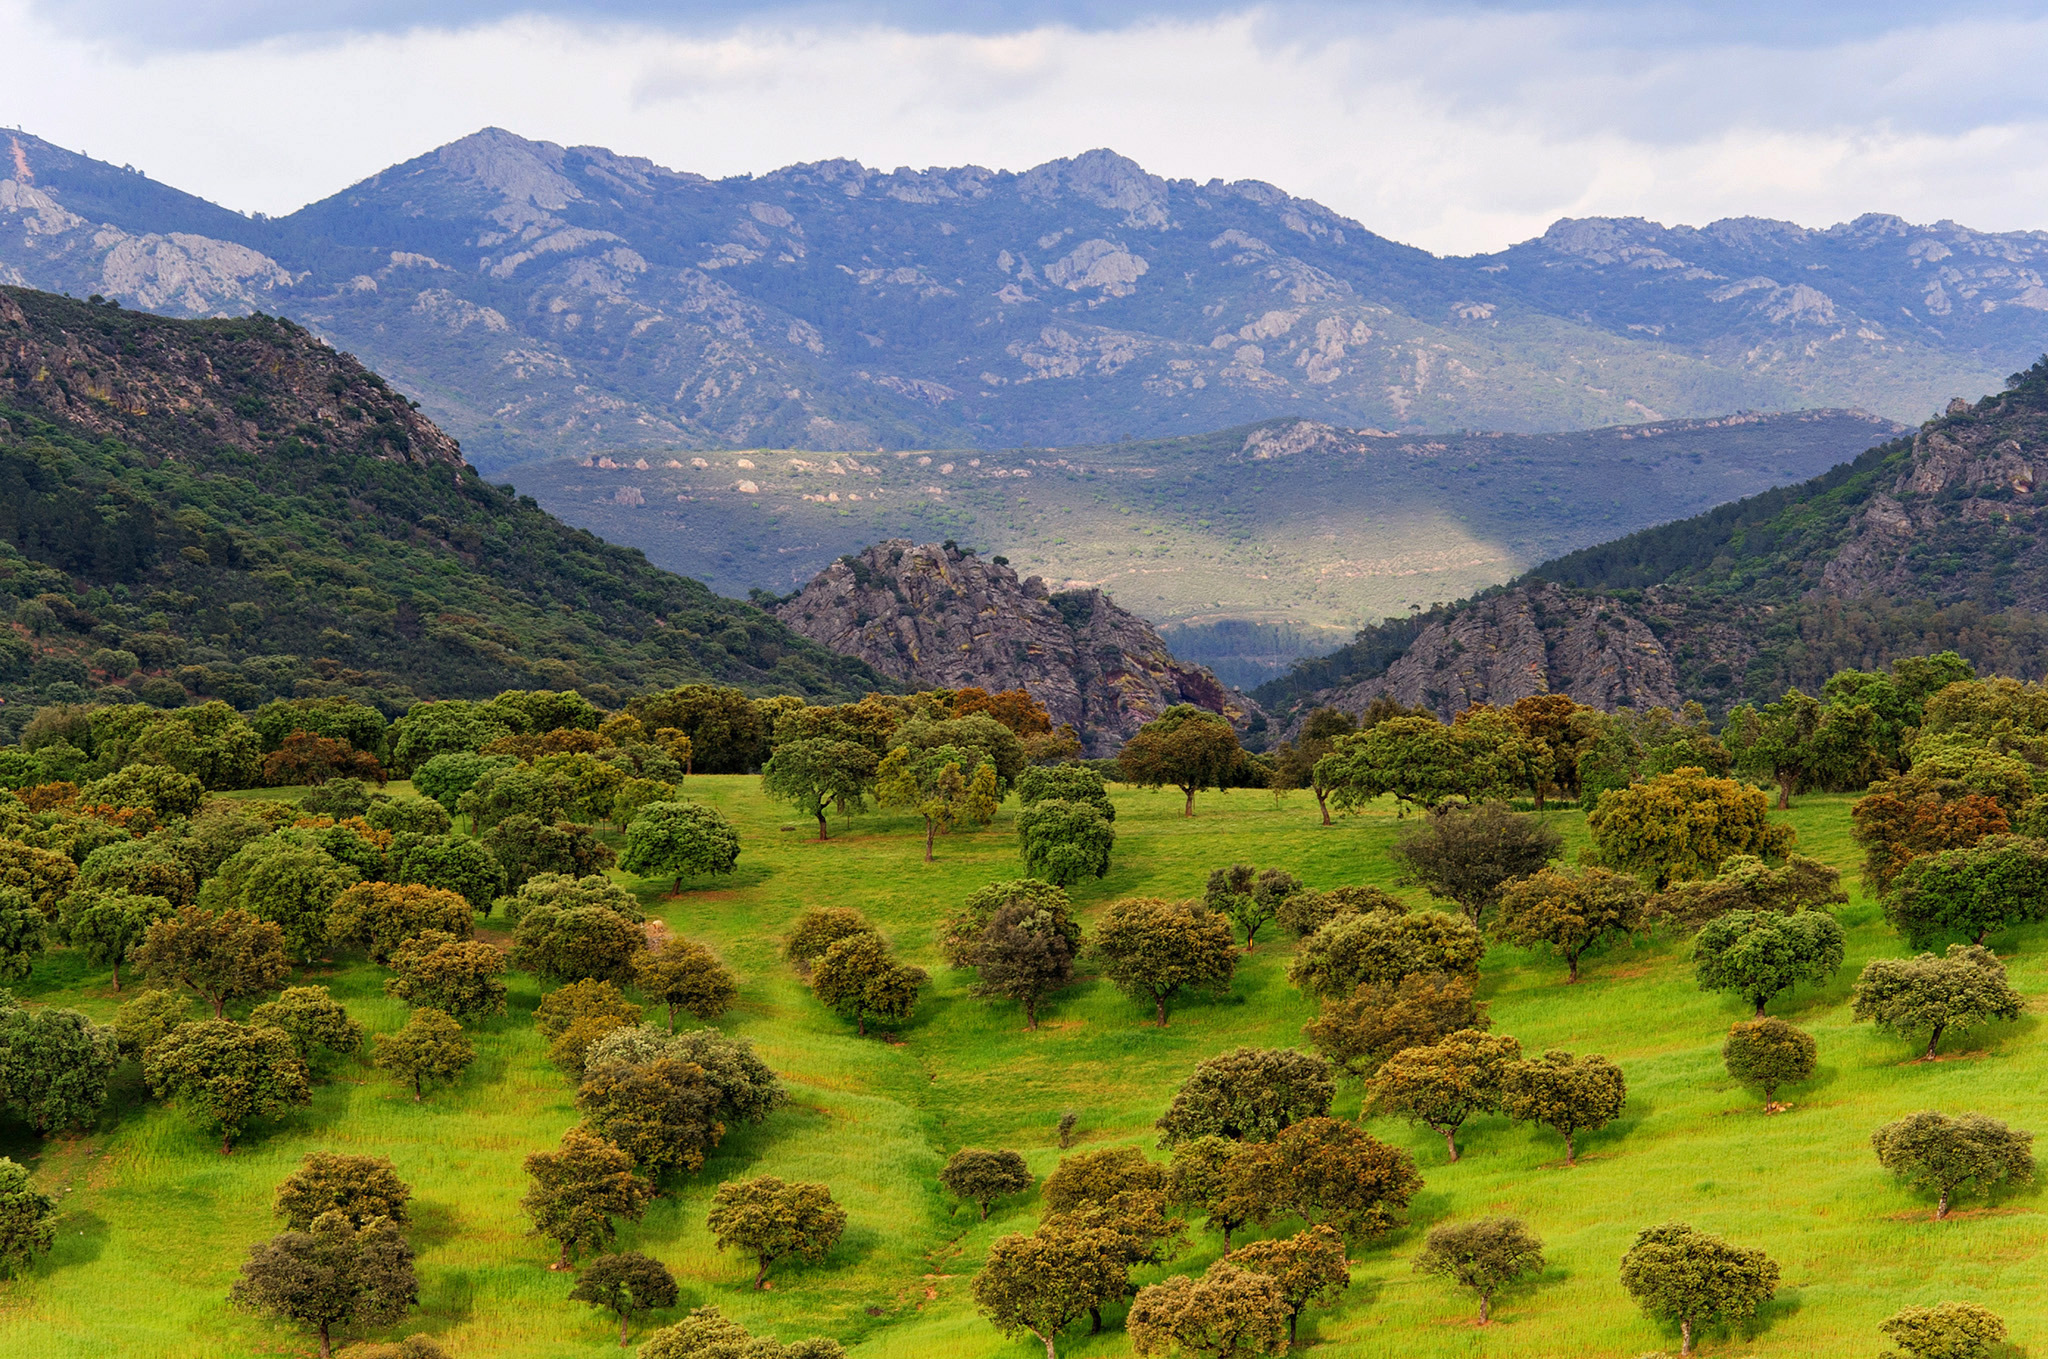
[0,128,2041,472]
[513,409,1900,685]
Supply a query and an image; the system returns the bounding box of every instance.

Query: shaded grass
[3,785,2045,1357]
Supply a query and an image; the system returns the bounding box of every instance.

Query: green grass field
[3,783,2042,1358]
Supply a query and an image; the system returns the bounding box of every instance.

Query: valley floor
[2,784,2041,1358]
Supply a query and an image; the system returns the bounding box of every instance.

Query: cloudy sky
[6,0,2048,255]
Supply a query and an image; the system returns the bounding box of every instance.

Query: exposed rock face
[1322,583,1681,720]
[776,540,1258,753]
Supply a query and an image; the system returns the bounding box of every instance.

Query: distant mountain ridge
[1259,360,2048,724]
[0,128,2041,469]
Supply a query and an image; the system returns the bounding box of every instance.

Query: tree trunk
[111,958,121,991]
[319,1323,332,1359]
[1937,1187,1951,1220]
[1681,1317,1693,1356]
[924,818,937,862]
[1562,1129,1576,1166]
[1089,1306,1103,1334]
[979,1201,989,1221]
[1443,1127,1461,1162]
[558,1240,571,1269]
[667,1003,678,1034]
[1024,995,1039,1031]
[414,1076,424,1103]
[816,809,830,841]
[1154,994,1168,1026]
[210,993,225,1019]
[1181,785,1196,818]
[1038,1330,1059,1359]
[1974,925,1988,944]
[1755,996,1768,1018]
[1478,1292,1491,1324]
[620,1310,632,1346]
[1288,1310,1299,1342]
[1567,953,1580,984]
[856,1011,867,1036]
[1314,787,1331,826]
[1926,1024,1945,1060]
[221,1130,233,1156]
[755,1256,772,1288]
[1777,781,1791,810]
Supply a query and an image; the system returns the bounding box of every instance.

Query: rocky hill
[775,541,1258,754]
[0,286,882,732]
[1,128,2039,469]
[1261,360,2048,723]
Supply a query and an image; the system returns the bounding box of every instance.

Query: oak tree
[325,882,473,961]
[1118,704,1244,817]
[811,932,927,1036]
[521,1127,654,1268]
[971,1223,1130,1359]
[0,1158,55,1278]
[1872,1111,2034,1219]
[145,1019,311,1154]
[1222,1226,1351,1343]
[1412,1217,1545,1324]
[248,985,366,1070]
[1722,1017,1817,1107]
[133,904,291,1018]
[274,1151,412,1230]
[1618,1222,1779,1357]
[1500,1049,1626,1165]
[1091,896,1237,1025]
[1127,1261,1289,1358]
[941,1148,1034,1220]
[385,930,508,1022]
[1879,1302,2007,1359]
[568,1250,679,1346]
[373,1008,474,1101]
[1588,768,1794,888]
[1288,908,1484,999]
[633,937,739,1031]
[760,738,879,839]
[1301,972,1490,1076]
[1155,1047,1334,1145]
[1016,799,1115,886]
[705,1175,847,1289]
[576,1054,725,1178]
[1391,802,1562,928]
[1693,909,1846,1016]
[1495,866,1646,983]
[1369,1029,1521,1163]
[1851,944,2023,1059]
[229,1210,417,1359]
[618,801,741,892]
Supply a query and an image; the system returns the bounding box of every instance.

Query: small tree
[521,1127,654,1268]
[964,902,1078,1030]
[783,906,877,974]
[576,1055,726,1178]
[1885,835,2048,948]
[761,738,878,839]
[112,988,191,1061]
[1880,1303,2007,1359]
[1618,1222,1779,1357]
[1413,1217,1545,1324]
[1016,800,1115,885]
[0,1000,118,1133]
[1872,1111,2034,1219]
[640,1305,844,1359]
[972,1224,1130,1359]
[1288,909,1484,998]
[1155,1047,1334,1145]
[1258,1116,1421,1240]
[811,933,928,1036]
[941,1148,1034,1220]
[705,1175,847,1289]
[1302,972,1489,1076]
[1118,704,1244,817]
[66,889,172,990]
[876,745,1000,860]
[229,1211,417,1359]
[145,1019,311,1154]
[1270,706,1357,824]
[569,1250,680,1346]
[1851,944,2024,1059]
[275,1151,413,1230]
[133,904,291,1017]
[1042,1145,1166,1214]
[1722,1018,1816,1108]
[1500,1049,1626,1166]
[1588,768,1794,888]
[1166,1136,1263,1246]
[619,801,741,892]
[1128,1260,1289,1358]
[1223,1226,1350,1343]
[511,904,645,985]
[386,833,505,914]
[385,930,508,1022]
[199,838,360,965]
[1694,909,1846,1017]
[1275,883,1404,939]
[0,1158,56,1278]
[1091,896,1237,1025]
[1204,865,1302,952]
[1494,866,1645,983]
[248,986,366,1070]
[535,980,644,1078]
[1369,1029,1522,1163]
[1390,803,1562,927]
[374,1009,473,1102]
[326,882,473,962]
[634,938,739,1031]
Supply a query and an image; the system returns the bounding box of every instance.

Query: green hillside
[7,779,2043,1359]
[0,287,883,735]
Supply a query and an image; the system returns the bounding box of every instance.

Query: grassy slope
[3,784,2042,1358]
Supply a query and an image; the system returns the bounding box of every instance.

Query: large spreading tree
[1118,704,1244,817]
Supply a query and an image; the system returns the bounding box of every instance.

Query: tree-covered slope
[1260,359,2048,721]
[0,286,883,734]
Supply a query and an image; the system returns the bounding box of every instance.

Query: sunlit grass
[4,784,2044,1357]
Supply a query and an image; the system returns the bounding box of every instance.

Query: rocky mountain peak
[774,539,1258,753]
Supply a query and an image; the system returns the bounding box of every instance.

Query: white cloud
[3,1,2048,254]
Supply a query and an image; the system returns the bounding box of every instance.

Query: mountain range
[1258,362,2048,724]
[3,127,2044,470]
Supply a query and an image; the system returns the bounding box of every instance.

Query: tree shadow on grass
[409,1196,465,1253]
[415,1265,479,1332]
[45,1207,107,1272]
[1582,1093,1656,1158]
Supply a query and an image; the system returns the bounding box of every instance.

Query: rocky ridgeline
[775,540,1259,754]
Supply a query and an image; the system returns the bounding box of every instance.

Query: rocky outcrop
[776,540,1259,754]
[1320,582,1681,720]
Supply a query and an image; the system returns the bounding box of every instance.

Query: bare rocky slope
[1263,361,2048,723]
[2,128,2041,469]
[775,541,1260,754]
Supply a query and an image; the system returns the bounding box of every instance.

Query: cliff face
[775,540,1258,753]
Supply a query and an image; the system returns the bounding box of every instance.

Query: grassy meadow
[1,780,2043,1358]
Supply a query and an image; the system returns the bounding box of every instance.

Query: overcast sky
[6,0,2048,255]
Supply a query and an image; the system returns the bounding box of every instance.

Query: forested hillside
[1260,358,2048,722]
[0,287,882,736]
[1,128,2039,466]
